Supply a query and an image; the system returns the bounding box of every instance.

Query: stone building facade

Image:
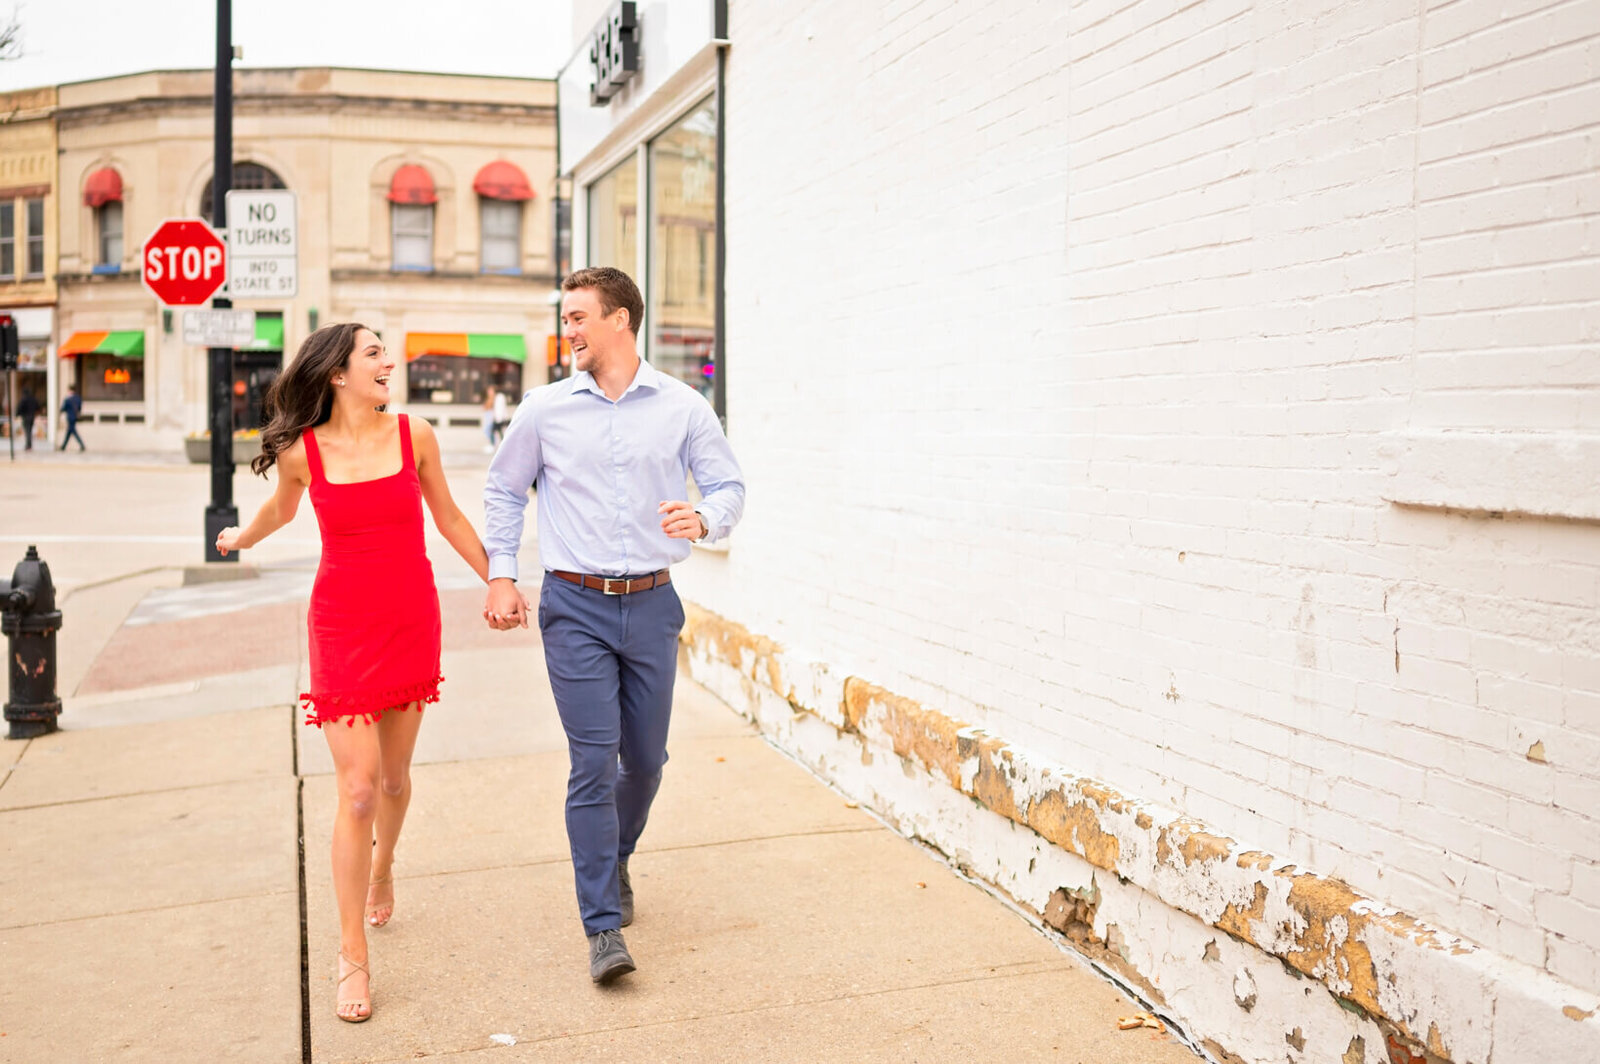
[0,85,58,447]
[51,66,556,452]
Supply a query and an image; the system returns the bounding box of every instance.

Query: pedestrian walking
[16,388,38,450]
[481,388,499,453]
[492,386,509,443]
[215,323,511,1023]
[483,266,745,984]
[59,386,85,451]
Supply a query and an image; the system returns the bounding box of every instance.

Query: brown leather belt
[552,569,671,595]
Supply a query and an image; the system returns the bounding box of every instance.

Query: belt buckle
[601,577,627,595]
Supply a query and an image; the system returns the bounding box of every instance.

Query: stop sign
[142,219,228,306]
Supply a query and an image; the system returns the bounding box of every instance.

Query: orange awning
[406,332,470,360]
[61,331,109,356]
[405,332,526,363]
[387,164,438,205]
[83,168,123,208]
[473,160,533,201]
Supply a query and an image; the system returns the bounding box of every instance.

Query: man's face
[562,287,627,375]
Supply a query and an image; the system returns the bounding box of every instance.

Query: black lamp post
[203,0,238,562]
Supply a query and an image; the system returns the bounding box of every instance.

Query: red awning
[473,160,533,201]
[387,164,438,205]
[83,168,123,208]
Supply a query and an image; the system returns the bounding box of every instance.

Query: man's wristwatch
[694,511,708,542]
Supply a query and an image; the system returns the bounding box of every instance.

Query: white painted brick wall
[676,0,1600,1006]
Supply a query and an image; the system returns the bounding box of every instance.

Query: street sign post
[225,189,297,298]
[141,219,229,306]
[183,308,255,348]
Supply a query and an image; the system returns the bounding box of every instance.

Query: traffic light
[0,314,17,371]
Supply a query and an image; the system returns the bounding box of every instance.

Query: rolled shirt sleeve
[686,400,745,543]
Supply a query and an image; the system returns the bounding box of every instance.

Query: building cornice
[56,271,139,286]
[329,268,557,286]
[58,94,555,130]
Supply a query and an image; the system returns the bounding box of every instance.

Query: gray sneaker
[588,928,635,984]
[618,858,634,927]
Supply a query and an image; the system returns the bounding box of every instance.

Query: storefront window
[588,156,637,275]
[648,97,717,403]
[406,356,521,405]
[82,355,145,401]
[232,351,281,430]
[13,340,46,420]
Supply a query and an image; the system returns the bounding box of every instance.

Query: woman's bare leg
[323,721,383,1020]
[367,702,426,926]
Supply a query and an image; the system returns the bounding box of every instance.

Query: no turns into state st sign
[226,189,298,298]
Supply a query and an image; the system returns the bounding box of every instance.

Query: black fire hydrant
[1,546,62,738]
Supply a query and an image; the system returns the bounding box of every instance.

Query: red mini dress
[300,414,443,727]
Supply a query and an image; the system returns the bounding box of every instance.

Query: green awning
[242,315,284,351]
[466,333,526,363]
[104,331,145,358]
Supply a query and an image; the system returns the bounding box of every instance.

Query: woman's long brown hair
[250,323,370,476]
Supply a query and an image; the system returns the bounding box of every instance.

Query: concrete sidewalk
[0,463,1202,1063]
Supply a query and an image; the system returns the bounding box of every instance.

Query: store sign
[589,1,640,105]
[104,366,132,385]
[184,308,256,348]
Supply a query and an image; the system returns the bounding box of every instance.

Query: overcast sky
[0,0,575,92]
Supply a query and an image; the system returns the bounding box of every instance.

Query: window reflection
[588,157,637,276]
[648,98,716,402]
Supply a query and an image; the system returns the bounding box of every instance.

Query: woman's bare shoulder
[275,435,311,482]
[403,411,436,440]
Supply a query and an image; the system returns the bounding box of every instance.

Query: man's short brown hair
[563,267,644,336]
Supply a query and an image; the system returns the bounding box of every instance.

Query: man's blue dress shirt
[483,359,745,581]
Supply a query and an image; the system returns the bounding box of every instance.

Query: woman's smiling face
[340,328,395,404]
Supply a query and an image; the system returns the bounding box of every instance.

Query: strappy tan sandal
[336,951,372,1023]
[366,873,395,928]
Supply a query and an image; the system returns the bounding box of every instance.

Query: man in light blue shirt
[483,267,744,984]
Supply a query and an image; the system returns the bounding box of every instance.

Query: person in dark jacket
[16,388,38,450]
[60,386,85,451]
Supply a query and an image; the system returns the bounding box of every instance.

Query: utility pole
[204,0,238,562]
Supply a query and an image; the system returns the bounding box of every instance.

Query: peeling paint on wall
[680,602,1600,1064]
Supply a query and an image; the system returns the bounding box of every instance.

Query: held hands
[479,504,701,630]
[659,500,706,541]
[215,527,245,557]
[483,577,531,630]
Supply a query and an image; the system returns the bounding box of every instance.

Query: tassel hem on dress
[300,675,444,728]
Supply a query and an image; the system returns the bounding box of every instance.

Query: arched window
[97,202,123,270]
[474,161,532,275]
[387,164,437,271]
[199,162,287,220]
[84,168,124,271]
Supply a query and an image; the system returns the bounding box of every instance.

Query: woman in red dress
[216,323,510,1022]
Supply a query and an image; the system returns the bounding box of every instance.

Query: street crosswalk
[125,566,490,626]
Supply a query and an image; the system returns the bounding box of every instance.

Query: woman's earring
[337,379,345,387]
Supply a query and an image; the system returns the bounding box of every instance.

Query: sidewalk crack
[0,737,31,796]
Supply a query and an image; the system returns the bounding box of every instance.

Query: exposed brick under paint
[680,602,1599,1064]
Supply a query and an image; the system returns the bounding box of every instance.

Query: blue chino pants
[538,572,683,935]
